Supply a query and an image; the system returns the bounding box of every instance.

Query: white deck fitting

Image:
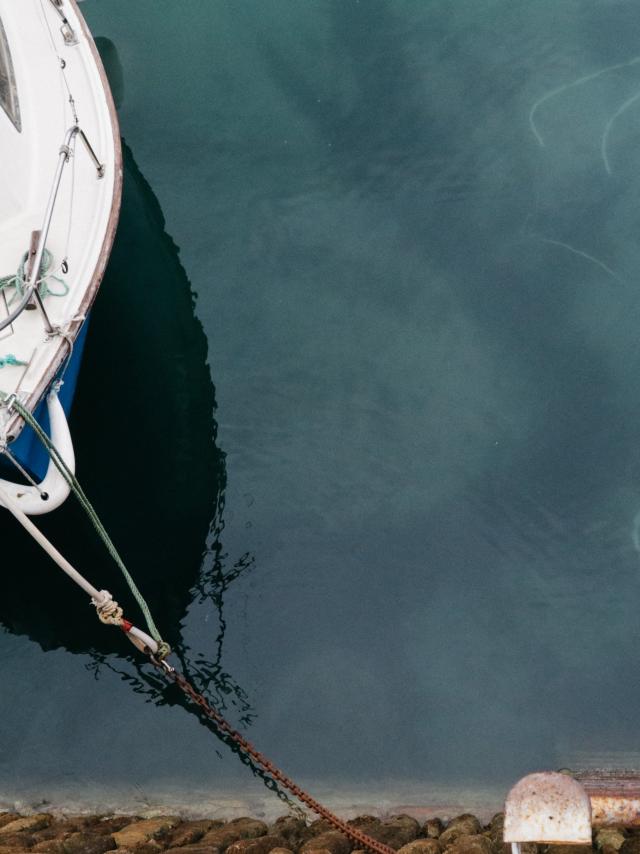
[0,0,121,442]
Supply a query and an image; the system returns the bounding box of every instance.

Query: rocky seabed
[0,810,634,854]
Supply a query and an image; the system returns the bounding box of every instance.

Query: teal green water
[3,0,640,815]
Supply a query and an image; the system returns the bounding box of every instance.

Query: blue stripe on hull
[5,318,90,481]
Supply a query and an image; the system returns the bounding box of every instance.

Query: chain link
[149,657,396,854]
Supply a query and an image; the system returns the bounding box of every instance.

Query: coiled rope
[0,355,26,368]
[0,248,69,305]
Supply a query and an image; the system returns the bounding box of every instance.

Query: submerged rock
[397,840,441,854]
[486,814,503,838]
[164,847,227,854]
[345,817,385,849]
[439,817,482,849]
[168,820,222,848]
[97,819,143,836]
[0,815,52,836]
[307,822,336,839]
[200,819,268,851]
[118,843,165,854]
[65,832,117,854]
[422,821,443,840]
[226,820,269,838]
[444,834,492,854]
[267,818,310,849]
[0,833,37,850]
[620,838,640,854]
[0,809,589,854]
[300,830,351,854]
[546,846,593,854]
[227,836,290,854]
[112,817,182,849]
[596,829,626,852]
[382,816,421,848]
[346,819,381,831]
[32,840,67,854]
[345,814,419,850]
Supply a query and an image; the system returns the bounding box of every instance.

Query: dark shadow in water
[0,37,301,809]
[0,136,227,654]
[0,39,259,730]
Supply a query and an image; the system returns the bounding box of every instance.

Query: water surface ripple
[3,0,640,816]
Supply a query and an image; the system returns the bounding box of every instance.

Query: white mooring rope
[0,482,159,654]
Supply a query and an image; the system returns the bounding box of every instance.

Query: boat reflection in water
[0,39,255,729]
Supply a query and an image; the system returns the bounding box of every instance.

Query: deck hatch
[0,16,21,132]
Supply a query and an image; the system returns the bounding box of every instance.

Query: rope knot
[155,641,172,660]
[92,590,123,626]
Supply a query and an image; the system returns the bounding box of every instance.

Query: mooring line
[0,394,394,854]
[149,655,396,854]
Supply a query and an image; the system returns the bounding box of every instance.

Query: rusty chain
[149,656,396,854]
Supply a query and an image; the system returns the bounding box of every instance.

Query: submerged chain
[150,658,396,854]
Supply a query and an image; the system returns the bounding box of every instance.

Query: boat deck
[0,0,121,444]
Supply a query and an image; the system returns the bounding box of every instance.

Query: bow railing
[0,124,104,335]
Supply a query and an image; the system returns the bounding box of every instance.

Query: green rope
[0,248,69,306]
[0,355,26,368]
[0,392,170,659]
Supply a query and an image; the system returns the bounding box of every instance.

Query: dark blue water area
[3,0,640,818]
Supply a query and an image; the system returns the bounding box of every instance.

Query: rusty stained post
[504,772,592,849]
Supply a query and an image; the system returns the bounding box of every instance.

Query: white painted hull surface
[0,0,121,446]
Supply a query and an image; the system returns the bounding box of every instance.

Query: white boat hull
[0,0,121,508]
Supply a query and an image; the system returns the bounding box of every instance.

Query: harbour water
[3,0,640,817]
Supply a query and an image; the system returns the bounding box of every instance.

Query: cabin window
[0,17,21,132]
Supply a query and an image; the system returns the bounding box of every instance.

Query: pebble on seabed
[0,810,632,854]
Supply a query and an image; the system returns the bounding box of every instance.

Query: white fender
[0,390,75,514]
